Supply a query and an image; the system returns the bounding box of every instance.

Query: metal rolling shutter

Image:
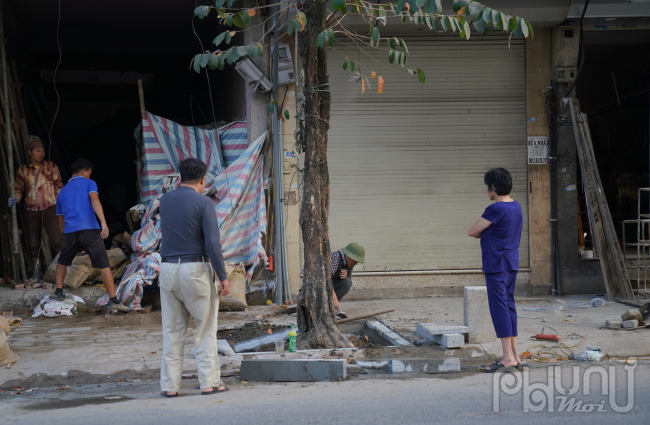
[327,35,528,271]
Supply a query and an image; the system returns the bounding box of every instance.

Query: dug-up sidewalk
[2,293,649,389]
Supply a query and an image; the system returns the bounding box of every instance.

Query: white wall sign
[527,136,549,164]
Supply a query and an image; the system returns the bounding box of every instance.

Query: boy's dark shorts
[59,229,110,269]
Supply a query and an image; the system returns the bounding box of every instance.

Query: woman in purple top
[468,168,523,372]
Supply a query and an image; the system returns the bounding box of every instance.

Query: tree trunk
[295,1,351,349]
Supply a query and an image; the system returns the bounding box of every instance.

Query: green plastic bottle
[288,325,297,352]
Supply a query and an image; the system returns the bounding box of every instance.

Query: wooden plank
[336,308,395,324]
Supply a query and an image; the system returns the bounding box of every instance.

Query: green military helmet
[341,242,365,264]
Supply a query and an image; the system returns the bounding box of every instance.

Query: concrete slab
[415,323,468,341]
[354,358,460,374]
[366,321,413,346]
[239,359,346,382]
[233,329,290,353]
[389,358,460,374]
[463,286,497,343]
[429,333,465,349]
[217,339,235,356]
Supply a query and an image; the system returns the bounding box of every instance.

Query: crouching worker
[53,158,131,312]
[330,243,365,313]
[467,168,523,372]
[158,158,231,397]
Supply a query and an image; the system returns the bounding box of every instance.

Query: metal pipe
[0,1,25,281]
[271,0,284,305]
[550,84,561,295]
[278,118,290,299]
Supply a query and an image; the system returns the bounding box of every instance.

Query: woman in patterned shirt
[8,136,63,280]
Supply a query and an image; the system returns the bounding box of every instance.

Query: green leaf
[473,18,486,33]
[326,28,336,46]
[501,12,509,31]
[425,0,436,14]
[225,0,235,7]
[441,16,450,31]
[483,7,492,23]
[267,99,277,113]
[200,53,210,68]
[388,38,397,50]
[217,54,225,70]
[208,53,219,70]
[225,31,232,44]
[189,55,196,71]
[414,13,421,25]
[425,16,434,30]
[435,0,442,13]
[512,17,522,36]
[492,9,500,28]
[399,38,409,55]
[416,0,426,8]
[284,109,290,120]
[371,27,380,41]
[432,17,440,30]
[194,5,210,19]
[521,18,529,37]
[316,31,326,48]
[378,5,387,19]
[417,68,425,84]
[215,0,225,8]
[343,60,348,70]
[242,11,250,25]
[526,19,535,39]
[225,15,233,27]
[509,15,517,32]
[227,47,240,64]
[232,14,244,28]
[388,49,395,64]
[452,0,470,12]
[217,8,225,16]
[348,61,355,72]
[247,45,255,57]
[287,21,295,35]
[449,17,457,32]
[333,0,347,14]
[468,1,482,19]
[214,32,226,47]
[396,0,406,13]
[237,46,248,57]
[463,21,471,39]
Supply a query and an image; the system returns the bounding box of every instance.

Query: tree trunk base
[297,298,352,349]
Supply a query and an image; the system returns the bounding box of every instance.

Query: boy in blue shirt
[53,158,130,312]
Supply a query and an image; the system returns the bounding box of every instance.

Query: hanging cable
[565,0,590,96]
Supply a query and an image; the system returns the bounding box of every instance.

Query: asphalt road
[2,362,649,425]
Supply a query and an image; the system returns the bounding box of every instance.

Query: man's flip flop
[200,386,229,395]
[161,391,178,398]
[484,361,520,373]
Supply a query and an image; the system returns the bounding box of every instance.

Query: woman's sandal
[483,361,520,373]
[200,386,229,395]
[161,391,179,398]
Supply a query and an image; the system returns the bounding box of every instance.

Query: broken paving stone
[621,310,642,321]
[464,287,497,344]
[13,284,25,290]
[606,319,623,328]
[233,329,290,353]
[623,319,639,329]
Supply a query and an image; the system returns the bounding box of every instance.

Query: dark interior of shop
[5,0,244,242]
[576,30,650,249]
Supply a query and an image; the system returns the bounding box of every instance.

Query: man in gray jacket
[158,158,230,397]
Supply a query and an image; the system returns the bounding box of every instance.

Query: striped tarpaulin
[218,121,247,167]
[140,112,225,204]
[100,127,268,310]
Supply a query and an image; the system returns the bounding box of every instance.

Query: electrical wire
[565,0,590,96]
[526,333,586,363]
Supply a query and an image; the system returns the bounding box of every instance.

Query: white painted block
[464,286,497,344]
